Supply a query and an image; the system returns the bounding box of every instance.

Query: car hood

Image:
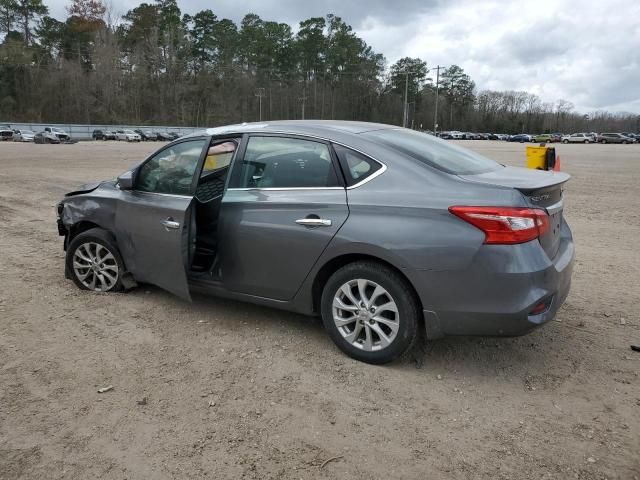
[458,166,570,192]
[65,181,104,197]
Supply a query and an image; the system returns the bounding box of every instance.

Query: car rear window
[363,128,501,175]
[333,144,382,186]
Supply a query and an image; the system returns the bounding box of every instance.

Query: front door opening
[190,139,238,274]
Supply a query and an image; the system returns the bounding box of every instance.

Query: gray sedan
[56,121,574,364]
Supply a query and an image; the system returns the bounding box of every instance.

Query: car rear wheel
[66,228,124,293]
[321,261,419,364]
[584,140,589,143]
[562,139,568,143]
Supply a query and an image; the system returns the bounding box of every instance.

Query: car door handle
[295,218,332,227]
[161,218,181,230]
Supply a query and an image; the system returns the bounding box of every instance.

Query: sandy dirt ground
[0,139,639,479]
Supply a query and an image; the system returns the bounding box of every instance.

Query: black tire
[601,140,606,144]
[66,228,125,292]
[622,140,628,144]
[562,139,569,144]
[320,261,420,364]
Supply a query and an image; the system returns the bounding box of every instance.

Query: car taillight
[448,206,549,245]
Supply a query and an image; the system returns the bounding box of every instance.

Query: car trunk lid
[458,166,570,259]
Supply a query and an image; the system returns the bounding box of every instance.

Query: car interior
[190,138,239,273]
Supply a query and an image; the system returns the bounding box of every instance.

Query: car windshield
[364,128,501,175]
[22,130,34,134]
[51,127,63,133]
[124,130,135,134]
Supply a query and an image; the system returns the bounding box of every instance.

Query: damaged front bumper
[56,203,67,237]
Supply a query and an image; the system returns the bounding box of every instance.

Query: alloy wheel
[332,279,399,351]
[72,241,119,291]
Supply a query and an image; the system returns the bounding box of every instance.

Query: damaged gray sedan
[57,121,574,364]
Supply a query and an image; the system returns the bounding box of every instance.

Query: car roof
[198,120,397,139]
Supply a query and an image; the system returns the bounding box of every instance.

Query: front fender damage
[58,187,138,290]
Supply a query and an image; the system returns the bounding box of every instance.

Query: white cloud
[373,0,640,112]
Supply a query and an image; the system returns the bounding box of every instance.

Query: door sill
[188,270,222,284]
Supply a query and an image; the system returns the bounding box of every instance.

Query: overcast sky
[46,0,640,113]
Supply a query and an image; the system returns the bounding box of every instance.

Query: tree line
[1,0,638,133]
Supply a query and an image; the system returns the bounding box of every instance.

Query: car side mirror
[118,170,134,190]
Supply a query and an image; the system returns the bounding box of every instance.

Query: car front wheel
[66,228,124,292]
[321,261,419,364]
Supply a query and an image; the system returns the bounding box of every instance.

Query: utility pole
[299,89,308,120]
[432,65,445,134]
[402,71,409,128]
[254,87,265,122]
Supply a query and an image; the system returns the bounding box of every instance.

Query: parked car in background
[484,133,498,140]
[35,131,61,144]
[167,131,181,140]
[12,129,35,142]
[509,134,532,143]
[56,120,574,364]
[1,124,14,141]
[92,129,116,140]
[596,133,634,144]
[440,131,464,140]
[44,126,70,142]
[533,134,555,143]
[561,133,593,144]
[155,131,173,141]
[135,129,159,141]
[621,132,639,142]
[115,129,142,142]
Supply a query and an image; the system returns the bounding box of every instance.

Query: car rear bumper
[420,221,575,338]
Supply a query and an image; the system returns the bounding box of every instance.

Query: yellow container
[526,146,548,170]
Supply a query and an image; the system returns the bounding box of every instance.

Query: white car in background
[115,129,142,142]
[561,133,595,144]
[13,129,36,142]
[44,126,71,142]
[1,124,14,141]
